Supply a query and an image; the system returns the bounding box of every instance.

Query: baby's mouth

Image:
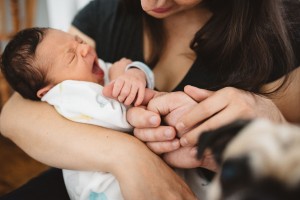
[92,60,103,75]
[92,59,104,85]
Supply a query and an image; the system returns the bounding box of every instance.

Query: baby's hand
[111,68,147,106]
[109,58,132,80]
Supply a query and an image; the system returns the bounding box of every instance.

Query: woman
[1,0,299,199]
[127,0,300,169]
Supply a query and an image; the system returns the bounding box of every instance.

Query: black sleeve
[71,0,144,63]
[290,21,300,69]
[71,0,116,42]
[0,169,70,200]
[286,0,300,68]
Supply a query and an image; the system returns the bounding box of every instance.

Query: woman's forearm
[0,93,197,199]
[0,93,144,171]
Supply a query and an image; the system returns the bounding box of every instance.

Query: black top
[72,0,300,92]
[72,0,144,64]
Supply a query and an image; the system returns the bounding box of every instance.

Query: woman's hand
[127,91,212,169]
[128,85,285,171]
[127,91,197,154]
[176,85,286,147]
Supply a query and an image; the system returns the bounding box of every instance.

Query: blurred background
[0,0,91,196]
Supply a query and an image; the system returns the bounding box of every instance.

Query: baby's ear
[37,85,52,99]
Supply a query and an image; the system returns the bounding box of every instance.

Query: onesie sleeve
[41,80,132,132]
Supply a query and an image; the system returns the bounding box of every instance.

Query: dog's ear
[197,120,251,165]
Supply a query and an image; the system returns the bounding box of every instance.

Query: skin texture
[1,0,299,198]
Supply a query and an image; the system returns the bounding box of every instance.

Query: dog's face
[197,119,300,200]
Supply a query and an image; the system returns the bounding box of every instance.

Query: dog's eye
[220,156,253,196]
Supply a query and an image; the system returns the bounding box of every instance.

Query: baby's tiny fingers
[113,79,125,97]
[124,86,138,105]
[118,83,131,102]
[134,86,145,106]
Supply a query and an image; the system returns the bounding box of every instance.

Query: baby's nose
[79,43,91,57]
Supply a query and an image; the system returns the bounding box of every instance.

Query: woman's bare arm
[0,93,132,171]
[0,93,196,199]
[262,67,300,123]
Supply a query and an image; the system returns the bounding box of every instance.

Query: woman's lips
[152,6,172,14]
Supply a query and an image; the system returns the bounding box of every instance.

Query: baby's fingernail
[180,137,188,146]
[149,116,159,125]
[176,122,185,131]
[164,128,173,139]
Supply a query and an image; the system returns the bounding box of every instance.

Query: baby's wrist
[125,61,155,89]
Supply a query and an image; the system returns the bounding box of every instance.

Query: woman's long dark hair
[122,0,298,95]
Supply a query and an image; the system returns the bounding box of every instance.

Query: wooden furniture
[0,0,37,41]
[0,0,37,108]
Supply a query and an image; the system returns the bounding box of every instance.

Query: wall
[0,0,91,51]
[46,0,91,31]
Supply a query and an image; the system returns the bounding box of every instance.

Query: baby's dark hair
[0,27,50,101]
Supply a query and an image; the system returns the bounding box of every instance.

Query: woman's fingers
[140,89,159,106]
[184,85,213,102]
[146,139,180,154]
[197,149,219,172]
[176,89,228,136]
[178,87,283,147]
[127,106,161,128]
[146,92,197,129]
[163,147,218,171]
[162,146,202,168]
[133,126,176,142]
[147,92,193,115]
[133,126,181,154]
[179,104,251,147]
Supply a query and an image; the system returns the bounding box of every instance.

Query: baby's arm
[108,58,132,81]
[105,58,154,106]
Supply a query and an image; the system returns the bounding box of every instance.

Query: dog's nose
[220,156,252,197]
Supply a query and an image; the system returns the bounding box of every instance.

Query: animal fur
[197,119,300,200]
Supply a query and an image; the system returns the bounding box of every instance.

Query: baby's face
[36,29,104,86]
